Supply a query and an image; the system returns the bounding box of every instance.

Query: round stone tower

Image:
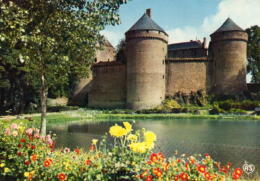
[210,18,248,95]
[125,9,168,110]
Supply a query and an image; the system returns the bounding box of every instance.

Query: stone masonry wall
[166,58,208,96]
[88,62,126,108]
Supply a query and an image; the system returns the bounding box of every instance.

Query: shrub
[0,120,245,181]
[215,100,260,112]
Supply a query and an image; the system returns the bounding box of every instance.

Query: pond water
[48,119,260,172]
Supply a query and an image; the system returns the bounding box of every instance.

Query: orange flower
[152,168,163,178]
[43,159,52,167]
[149,153,158,162]
[57,173,67,181]
[145,175,153,181]
[204,172,211,180]
[157,152,165,161]
[85,160,91,166]
[179,172,189,181]
[197,164,206,173]
[30,154,37,161]
[140,171,148,179]
[163,163,170,171]
[74,148,80,155]
[232,173,241,180]
[234,168,243,176]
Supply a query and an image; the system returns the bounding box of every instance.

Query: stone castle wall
[166,58,209,96]
[88,62,126,108]
[168,48,207,58]
[126,30,168,110]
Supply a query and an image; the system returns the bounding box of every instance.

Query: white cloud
[167,0,260,44]
[100,30,124,47]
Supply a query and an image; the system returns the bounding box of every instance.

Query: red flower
[174,176,179,181]
[157,152,165,160]
[57,173,67,181]
[85,160,91,166]
[30,154,37,161]
[31,145,36,149]
[220,166,229,174]
[49,142,55,150]
[177,159,181,163]
[204,172,211,180]
[179,172,189,181]
[20,138,26,143]
[234,168,243,176]
[185,162,190,170]
[74,148,80,155]
[205,153,210,157]
[149,153,158,162]
[18,144,22,148]
[153,168,163,178]
[197,164,206,173]
[24,160,30,165]
[147,161,152,165]
[43,159,52,167]
[17,152,22,156]
[145,175,153,181]
[232,173,241,180]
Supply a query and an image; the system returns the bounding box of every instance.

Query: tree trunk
[40,74,48,136]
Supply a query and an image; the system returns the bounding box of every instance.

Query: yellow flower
[4,167,10,173]
[92,139,98,145]
[123,122,132,133]
[24,172,30,177]
[0,163,5,168]
[144,141,154,150]
[19,126,25,132]
[129,142,148,153]
[127,134,138,141]
[144,131,156,143]
[109,124,127,137]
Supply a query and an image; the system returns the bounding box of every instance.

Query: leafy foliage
[246,25,260,83]
[0,0,129,134]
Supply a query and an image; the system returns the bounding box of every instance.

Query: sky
[101,0,260,47]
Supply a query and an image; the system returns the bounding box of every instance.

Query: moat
[48,119,260,170]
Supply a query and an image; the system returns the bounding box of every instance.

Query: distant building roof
[168,41,203,51]
[126,13,167,34]
[213,18,244,34]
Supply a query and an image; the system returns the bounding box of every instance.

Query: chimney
[203,37,207,49]
[146,9,151,18]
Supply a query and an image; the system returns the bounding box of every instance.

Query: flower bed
[0,120,244,180]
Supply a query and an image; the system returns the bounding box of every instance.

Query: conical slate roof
[213,18,244,34]
[126,13,167,34]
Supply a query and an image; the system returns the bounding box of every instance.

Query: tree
[0,0,128,136]
[246,25,260,83]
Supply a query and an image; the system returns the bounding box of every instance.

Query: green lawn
[13,109,259,125]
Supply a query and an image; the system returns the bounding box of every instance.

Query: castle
[71,9,248,110]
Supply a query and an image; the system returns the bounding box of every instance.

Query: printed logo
[242,161,255,175]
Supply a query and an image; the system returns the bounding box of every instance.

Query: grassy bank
[4,109,257,125]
